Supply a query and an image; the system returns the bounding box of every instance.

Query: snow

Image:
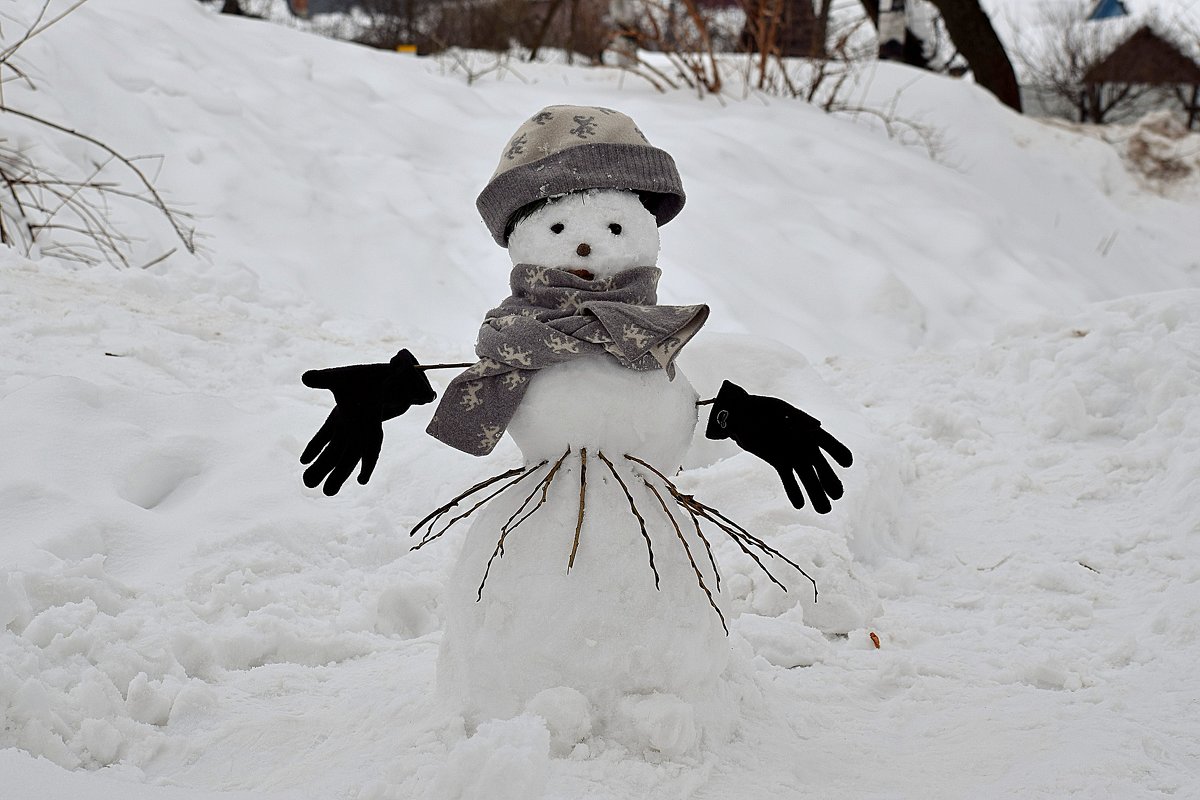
[2,0,1199,797]
[506,190,662,280]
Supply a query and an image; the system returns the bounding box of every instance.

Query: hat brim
[477,142,686,247]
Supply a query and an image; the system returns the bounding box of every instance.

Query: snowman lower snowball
[300,106,854,755]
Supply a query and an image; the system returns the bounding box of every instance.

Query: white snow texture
[1,1,1199,798]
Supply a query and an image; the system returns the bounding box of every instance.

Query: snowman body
[437,191,731,753]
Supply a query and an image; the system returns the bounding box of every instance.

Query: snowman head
[476,105,685,248]
[506,189,659,279]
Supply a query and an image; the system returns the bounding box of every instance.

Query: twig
[0,106,196,253]
[0,133,196,267]
[499,451,569,547]
[478,448,571,599]
[690,491,816,596]
[42,155,109,229]
[412,466,541,550]
[409,466,530,541]
[138,248,176,270]
[0,0,91,64]
[681,501,721,592]
[632,56,681,92]
[415,362,475,371]
[686,499,791,593]
[597,451,659,589]
[624,453,817,601]
[0,163,32,245]
[499,449,571,552]
[641,476,727,633]
[568,448,587,572]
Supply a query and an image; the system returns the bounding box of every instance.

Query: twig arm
[416,362,475,371]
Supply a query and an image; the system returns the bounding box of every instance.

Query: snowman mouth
[565,268,595,281]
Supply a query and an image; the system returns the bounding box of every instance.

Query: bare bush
[1014,5,1153,124]
[619,0,726,94]
[0,1,195,267]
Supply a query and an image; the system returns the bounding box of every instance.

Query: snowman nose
[576,242,591,257]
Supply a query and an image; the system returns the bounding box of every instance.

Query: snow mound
[2,0,1199,796]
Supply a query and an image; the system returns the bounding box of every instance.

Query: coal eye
[551,223,565,234]
[609,223,622,235]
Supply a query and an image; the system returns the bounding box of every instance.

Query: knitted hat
[477,105,686,246]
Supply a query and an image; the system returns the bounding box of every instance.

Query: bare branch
[0,105,196,253]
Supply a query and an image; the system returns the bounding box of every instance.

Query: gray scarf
[426,264,708,456]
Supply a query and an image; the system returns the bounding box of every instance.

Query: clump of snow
[432,715,551,800]
[525,687,593,756]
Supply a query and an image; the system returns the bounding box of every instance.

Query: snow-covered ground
[2,0,1199,797]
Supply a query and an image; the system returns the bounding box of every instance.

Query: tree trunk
[815,0,833,56]
[527,0,565,61]
[859,0,1022,112]
[923,0,1021,111]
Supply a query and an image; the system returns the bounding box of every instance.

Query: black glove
[300,349,436,496]
[704,380,853,514]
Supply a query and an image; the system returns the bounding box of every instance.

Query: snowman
[300,106,853,755]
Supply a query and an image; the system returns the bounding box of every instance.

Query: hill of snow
[1,1,1198,798]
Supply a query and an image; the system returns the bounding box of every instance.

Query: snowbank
[2,0,1198,797]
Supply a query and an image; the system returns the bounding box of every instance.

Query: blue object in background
[1087,0,1129,21]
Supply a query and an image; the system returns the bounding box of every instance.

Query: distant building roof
[1083,25,1200,85]
[286,0,357,17]
[1086,0,1128,21]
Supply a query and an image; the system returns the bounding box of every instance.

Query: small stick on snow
[598,451,660,589]
[568,448,587,572]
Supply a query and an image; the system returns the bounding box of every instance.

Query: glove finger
[303,434,345,489]
[773,464,806,510]
[302,368,337,390]
[322,448,359,496]
[300,413,336,464]
[795,461,832,514]
[816,429,854,468]
[357,425,384,485]
[812,452,845,501]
